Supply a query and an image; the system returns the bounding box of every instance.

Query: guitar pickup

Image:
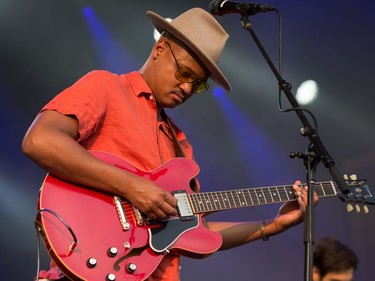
[173,190,195,221]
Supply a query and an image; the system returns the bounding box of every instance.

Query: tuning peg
[355,204,361,213]
[343,174,349,180]
[363,204,369,214]
[350,174,358,181]
[346,203,354,212]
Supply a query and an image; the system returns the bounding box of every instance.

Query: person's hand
[272,180,319,233]
[123,175,178,221]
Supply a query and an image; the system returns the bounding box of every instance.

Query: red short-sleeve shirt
[39,70,196,281]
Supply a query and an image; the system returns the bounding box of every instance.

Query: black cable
[34,208,79,280]
[274,9,319,132]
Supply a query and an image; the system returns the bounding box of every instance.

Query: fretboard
[189,181,338,214]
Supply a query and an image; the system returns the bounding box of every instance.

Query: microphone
[209,0,275,16]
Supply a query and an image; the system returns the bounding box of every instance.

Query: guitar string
[189,181,339,213]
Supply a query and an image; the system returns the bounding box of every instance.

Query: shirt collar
[125,71,153,98]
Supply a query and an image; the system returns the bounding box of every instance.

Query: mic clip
[236,3,258,16]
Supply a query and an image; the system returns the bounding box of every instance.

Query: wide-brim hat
[147,8,231,91]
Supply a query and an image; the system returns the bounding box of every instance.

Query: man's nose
[179,82,194,95]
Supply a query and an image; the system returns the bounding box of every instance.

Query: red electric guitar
[36,151,374,281]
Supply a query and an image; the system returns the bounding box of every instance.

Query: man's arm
[22,110,177,220]
[205,182,317,250]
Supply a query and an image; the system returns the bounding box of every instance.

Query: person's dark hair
[313,237,358,277]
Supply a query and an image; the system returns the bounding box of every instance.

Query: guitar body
[37,151,222,281]
[37,151,373,280]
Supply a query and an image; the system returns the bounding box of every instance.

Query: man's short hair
[313,237,358,277]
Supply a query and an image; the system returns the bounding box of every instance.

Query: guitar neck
[189,181,338,214]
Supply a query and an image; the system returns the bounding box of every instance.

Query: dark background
[1,0,374,280]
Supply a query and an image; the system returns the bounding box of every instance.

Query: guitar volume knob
[86,257,97,268]
[106,273,116,281]
[107,247,118,257]
[126,263,137,274]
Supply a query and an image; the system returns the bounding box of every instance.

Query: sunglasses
[165,42,209,94]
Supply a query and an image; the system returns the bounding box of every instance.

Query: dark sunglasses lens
[176,68,209,93]
[193,83,209,94]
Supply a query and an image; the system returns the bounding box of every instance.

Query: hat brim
[147,10,231,91]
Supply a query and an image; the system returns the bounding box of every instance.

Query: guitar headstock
[337,174,375,214]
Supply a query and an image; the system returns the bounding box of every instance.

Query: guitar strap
[161,110,199,193]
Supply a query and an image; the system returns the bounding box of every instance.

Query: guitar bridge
[173,190,195,221]
[114,196,131,230]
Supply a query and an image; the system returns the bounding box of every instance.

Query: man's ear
[312,266,321,281]
[152,41,166,60]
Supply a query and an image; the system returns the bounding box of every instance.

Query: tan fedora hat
[147,8,231,91]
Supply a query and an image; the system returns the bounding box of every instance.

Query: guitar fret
[210,192,219,210]
[326,182,337,196]
[218,192,226,209]
[191,194,198,213]
[212,192,222,210]
[263,189,270,203]
[229,191,237,208]
[233,190,241,207]
[226,191,233,207]
[276,187,283,201]
[250,189,260,205]
[318,182,326,197]
[254,189,265,205]
[312,182,336,198]
[277,186,289,202]
[269,187,281,202]
[260,188,267,203]
[206,193,214,211]
[265,188,273,203]
[242,189,248,206]
[200,193,207,211]
[268,189,274,201]
[236,190,248,207]
[233,190,239,207]
[194,193,204,213]
[200,193,208,211]
[245,189,254,206]
[284,186,295,201]
[219,192,226,209]
[216,192,224,209]
[241,190,248,206]
[314,182,325,197]
[205,193,213,211]
[223,191,231,209]
[236,190,244,207]
[203,193,213,212]
[256,188,266,204]
[261,189,268,203]
[330,182,337,195]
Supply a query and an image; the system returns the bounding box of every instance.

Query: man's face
[150,40,209,109]
[314,268,355,281]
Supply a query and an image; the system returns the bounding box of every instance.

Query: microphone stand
[236,11,350,281]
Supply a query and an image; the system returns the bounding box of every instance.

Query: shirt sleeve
[42,70,114,143]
